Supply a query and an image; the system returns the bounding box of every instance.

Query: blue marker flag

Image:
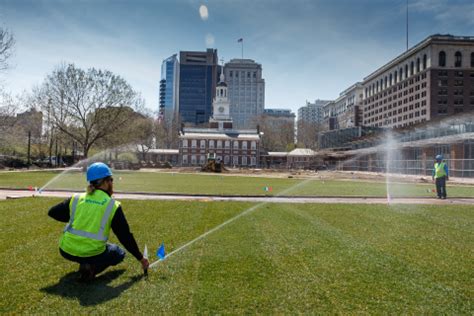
[157,243,166,260]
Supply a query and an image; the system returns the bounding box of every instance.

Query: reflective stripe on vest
[63,194,116,242]
[434,162,447,178]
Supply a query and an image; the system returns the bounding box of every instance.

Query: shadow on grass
[41,269,143,306]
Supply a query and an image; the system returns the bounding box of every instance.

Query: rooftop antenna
[406,0,409,51]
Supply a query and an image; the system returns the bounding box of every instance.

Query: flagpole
[406,0,409,51]
[241,39,244,59]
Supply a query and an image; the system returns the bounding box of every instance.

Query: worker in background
[48,162,149,281]
[432,155,449,199]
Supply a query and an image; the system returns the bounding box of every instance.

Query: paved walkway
[1,189,473,205]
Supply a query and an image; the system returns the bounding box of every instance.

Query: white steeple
[210,58,232,129]
[219,58,225,83]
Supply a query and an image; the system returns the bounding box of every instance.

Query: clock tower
[210,59,233,129]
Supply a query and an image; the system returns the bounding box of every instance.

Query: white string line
[149,177,313,269]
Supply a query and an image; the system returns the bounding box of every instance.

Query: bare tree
[0,91,17,152]
[255,114,295,152]
[133,116,155,161]
[155,112,181,149]
[35,63,143,158]
[0,28,15,73]
[296,120,321,149]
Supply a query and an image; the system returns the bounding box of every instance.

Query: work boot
[78,263,96,282]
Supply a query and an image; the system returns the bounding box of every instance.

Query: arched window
[376,81,379,92]
[384,76,387,88]
[405,64,409,78]
[400,67,403,80]
[416,58,420,72]
[455,51,462,67]
[423,54,427,69]
[380,79,383,90]
[394,70,398,83]
[471,52,474,67]
[389,73,392,85]
[439,51,446,67]
[410,61,414,75]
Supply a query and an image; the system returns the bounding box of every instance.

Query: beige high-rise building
[224,59,265,129]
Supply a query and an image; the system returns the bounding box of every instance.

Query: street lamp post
[27,130,31,168]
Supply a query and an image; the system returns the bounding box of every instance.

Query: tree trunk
[83,144,89,159]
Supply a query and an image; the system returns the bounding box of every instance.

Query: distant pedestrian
[432,155,449,199]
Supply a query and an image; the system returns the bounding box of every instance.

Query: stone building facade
[362,34,474,129]
[224,59,265,129]
[322,83,364,131]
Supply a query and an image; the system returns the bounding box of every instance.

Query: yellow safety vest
[434,162,447,179]
[59,190,119,257]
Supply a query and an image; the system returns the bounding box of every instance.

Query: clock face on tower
[218,106,225,113]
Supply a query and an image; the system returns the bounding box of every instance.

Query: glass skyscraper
[159,54,179,122]
[178,49,218,125]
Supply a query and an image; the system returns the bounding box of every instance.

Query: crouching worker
[48,162,149,281]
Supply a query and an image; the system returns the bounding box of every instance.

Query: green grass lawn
[0,170,472,197]
[1,197,473,313]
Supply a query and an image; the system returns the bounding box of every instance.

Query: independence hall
[178,69,262,167]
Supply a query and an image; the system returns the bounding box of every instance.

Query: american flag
[237,38,243,43]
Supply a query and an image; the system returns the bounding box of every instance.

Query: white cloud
[410,0,474,26]
[199,4,209,21]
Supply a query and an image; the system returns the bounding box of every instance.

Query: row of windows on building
[367,90,428,111]
[438,51,474,68]
[182,139,257,150]
[366,55,429,97]
[369,117,428,128]
[366,52,474,98]
[231,109,261,115]
[365,99,428,117]
[182,155,257,166]
[228,71,259,79]
[365,74,428,107]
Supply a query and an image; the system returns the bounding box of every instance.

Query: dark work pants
[60,243,126,275]
[435,176,447,198]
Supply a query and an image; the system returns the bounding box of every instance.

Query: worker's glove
[141,257,150,271]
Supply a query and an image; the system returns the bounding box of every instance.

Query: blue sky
[1,0,473,114]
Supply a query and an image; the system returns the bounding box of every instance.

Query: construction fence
[335,159,474,178]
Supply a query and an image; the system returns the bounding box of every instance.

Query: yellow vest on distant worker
[434,162,447,179]
[59,190,119,257]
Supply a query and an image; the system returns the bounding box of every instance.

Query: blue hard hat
[435,155,443,161]
[86,162,113,182]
